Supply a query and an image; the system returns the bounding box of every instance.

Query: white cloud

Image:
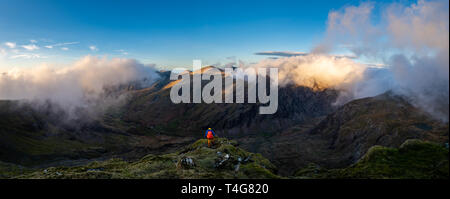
[255,51,357,59]
[10,54,46,59]
[22,44,40,51]
[30,40,37,43]
[89,45,98,51]
[254,51,308,57]
[0,48,6,57]
[61,47,69,51]
[313,0,449,121]
[0,56,160,119]
[45,42,79,49]
[116,49,128,55]
[251,54,367,92]
[4,42,16,49]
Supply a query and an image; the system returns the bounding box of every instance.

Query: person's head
[208,128,211,130]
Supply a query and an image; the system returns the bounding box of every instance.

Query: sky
[0,0,448,121]
[0,0,414,70]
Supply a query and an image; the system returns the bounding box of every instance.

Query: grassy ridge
[295,140,449,179]
[13,138,280,179]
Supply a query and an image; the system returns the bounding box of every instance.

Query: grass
[295,139,449,179]
[0,161,36,179]
[13,138,281,179]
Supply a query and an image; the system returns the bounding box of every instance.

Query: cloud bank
[253,0,449,121]
[0,56,160,119]
[252,54,366,90]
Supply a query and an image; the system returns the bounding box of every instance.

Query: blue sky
[0,0,404,70]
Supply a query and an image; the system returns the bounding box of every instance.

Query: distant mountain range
[0,67,448,178]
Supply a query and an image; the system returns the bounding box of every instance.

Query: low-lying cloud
[252,54,366,90]
[0,56,160,120]
[253,0,449,121]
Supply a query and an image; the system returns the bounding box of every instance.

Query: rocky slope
[3,138,447,179]
[0,99,194,167]
[0,67,337,168]
[294,140,449,179]
[12,138,279,179]
[122,68,338,137]
[237,92,448,175]
[0,67,448,178]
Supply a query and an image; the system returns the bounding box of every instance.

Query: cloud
[89,45,98,51]
[314,0,449,121]
[255,51,357,59]
[4,42,16,49]
[0,48,6,57]
[10,54,47,59]
[250,0,448,121]
[61,47,69,51]
[251,54,368,96]
[313,2,379,55]
[254,51,308,57]
[45,42,79,49]
[116,49,128,55]
[21,44,39,51]
[0,56,160,120]
[30,40,37,43]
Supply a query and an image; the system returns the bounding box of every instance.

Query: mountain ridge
[0,68,448,178]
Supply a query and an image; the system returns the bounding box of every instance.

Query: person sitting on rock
[205,128,216,148]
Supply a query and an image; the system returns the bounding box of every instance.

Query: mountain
[2,138,447,179]
[122,68,338,137]
[237,92,448,175]
[294,140,449,179]
[0,66,448,178]
[0,98,193,167]
[12,138,279,179]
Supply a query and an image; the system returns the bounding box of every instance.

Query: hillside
[3,138,447,179]
[295,140,449,179]
[12,138,279,179]
[237,92,448,175]
[122,69,338,137]
[0,68,448,178]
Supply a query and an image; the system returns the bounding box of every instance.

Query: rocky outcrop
[237,92,448,175]
[294,140,449,179]
[122,67,338,137]
[14,138,280,179]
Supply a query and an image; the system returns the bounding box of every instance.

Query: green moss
[294,163,324,179]
[16,138,280,179]
[240,163,282,179]
[0,161,36,179]
[296,140,449,179]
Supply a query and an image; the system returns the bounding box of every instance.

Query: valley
[0,68,448,179]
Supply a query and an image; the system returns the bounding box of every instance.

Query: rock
[234,162,241,172]
[178,157,195,169]
[13,138,280,179]
[243,155,252,162]
[214,153,231,169]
